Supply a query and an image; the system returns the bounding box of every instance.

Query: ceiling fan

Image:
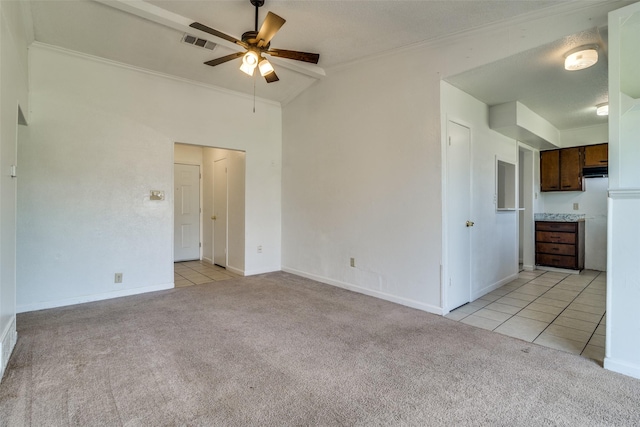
[190,0,320,83]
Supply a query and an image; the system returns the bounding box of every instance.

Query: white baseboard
[0,317,18,383]
[282,267,443,316]
[202,257,213,264]
[243,267,280,276]
[17,282,175,314]
[471,272,519,301]
[226,265,245,276]
[604,357,640,380]
[522,264,535,271]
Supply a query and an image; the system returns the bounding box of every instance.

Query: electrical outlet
[114,273,123,283]
[573,203,579,210]
[257,245,262,253]
[350,257,355,268]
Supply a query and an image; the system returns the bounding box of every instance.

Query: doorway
[446,120,472,311]
[518,144,536,271]
[173,143,246,274]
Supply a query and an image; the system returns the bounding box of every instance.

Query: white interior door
[447,120,472,310]
[213,158,228,267]
[174,164,200,262]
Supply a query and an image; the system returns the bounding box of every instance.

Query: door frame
[518,142,537,271]
[441,115,474,314]
[213,157,228,268]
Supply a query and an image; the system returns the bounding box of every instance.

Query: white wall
[0,0,30,381]
[442,82,519,300]
[17,44,280,312]
[282,48,443,313]
[540,178,608,271]
[560,123,608,147]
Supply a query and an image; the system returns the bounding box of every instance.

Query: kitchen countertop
[534,213,586,222]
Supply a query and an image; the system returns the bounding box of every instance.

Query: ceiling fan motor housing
[250,0,265,7]
[242,31,270,50]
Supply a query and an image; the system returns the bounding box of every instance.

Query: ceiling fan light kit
[240,50,259,75]
[564,45,598,71]
[190,0,319,84]
[258,58,275,76]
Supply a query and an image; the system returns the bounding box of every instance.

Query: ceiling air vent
[181,33,216,51]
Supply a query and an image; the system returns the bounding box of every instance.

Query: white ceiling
[25,0,623,129]
[446,27,609,130]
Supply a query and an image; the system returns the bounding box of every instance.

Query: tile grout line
[580,311,607,355]
[460,271,602,343]
[526,271,601,345]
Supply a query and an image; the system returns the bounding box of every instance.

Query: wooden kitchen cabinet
[540,150,560,191]
[559,147,583,191]
[584,143,608,167]
[540,147,583,192]
[535,221,585,270]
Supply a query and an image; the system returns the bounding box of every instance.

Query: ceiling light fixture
[240,50,259,76]
[564,45,598,71]
[596,103,609,116]
[258,58,274,76]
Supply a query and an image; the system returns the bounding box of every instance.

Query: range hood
[583,165,608,178]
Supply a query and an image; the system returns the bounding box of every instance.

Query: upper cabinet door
[560,147,583,191]
[584,143,608,167]
[540,150,560,191]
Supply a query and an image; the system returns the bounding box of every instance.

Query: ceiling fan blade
[190,22,247,48]
[267,49,319,64]
[264,70,279,83]
[256,11,286,47]
[204,52,245,67]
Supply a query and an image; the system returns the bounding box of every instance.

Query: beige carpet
[1,271,639,426]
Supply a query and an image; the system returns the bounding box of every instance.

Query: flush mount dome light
[564,45,598,71]
[596,103,609,116]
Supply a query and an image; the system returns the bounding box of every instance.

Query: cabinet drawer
[536,253,577,269]
[536,231,576,244]
[536,242,575,256]
[535,222,577,232]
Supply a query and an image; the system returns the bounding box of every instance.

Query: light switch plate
[150,190,165,201]
[573,203,579,210]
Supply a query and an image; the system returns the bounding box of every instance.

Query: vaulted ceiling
[25,0,629,130]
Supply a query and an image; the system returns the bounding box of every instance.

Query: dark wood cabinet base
[535,221,585,270]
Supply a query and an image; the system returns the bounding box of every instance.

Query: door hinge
[448,136,452,146]
[199,242,202,248]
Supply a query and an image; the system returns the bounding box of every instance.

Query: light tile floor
[174,260,240,287]
[446,269,606,364]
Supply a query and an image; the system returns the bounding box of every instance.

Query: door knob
[466,221,475,227]
[212,215,217,220]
